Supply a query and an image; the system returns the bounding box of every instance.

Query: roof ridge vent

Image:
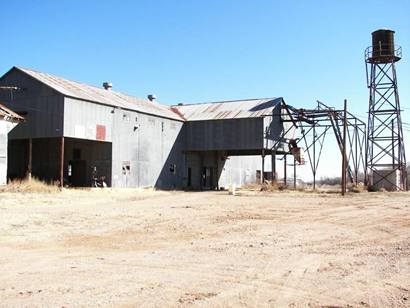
[147,94,157,102]
[103,82,112,90]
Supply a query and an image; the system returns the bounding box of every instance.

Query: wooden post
[199,152,204,191]
[60,137,64,189]
[284,154,287,186]
[271,151,276,183]
[261,149,265,184]
[342,99,347,196]
[28,138,32,181]
[293,157,296,190]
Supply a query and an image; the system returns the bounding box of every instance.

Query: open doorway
[64,138,112,187]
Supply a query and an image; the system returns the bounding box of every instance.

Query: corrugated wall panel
[0,69,64,139]
[64,97,113,142]
[0,121,17,185]
[184,117,264,151]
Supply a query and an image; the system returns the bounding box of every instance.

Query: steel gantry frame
[271,100,367,192]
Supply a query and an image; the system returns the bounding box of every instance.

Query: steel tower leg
[366,62,407,190]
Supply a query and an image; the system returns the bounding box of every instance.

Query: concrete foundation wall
[371,169,402,191]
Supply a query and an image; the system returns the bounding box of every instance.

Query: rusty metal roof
[0,102,24,122]
[14,67,183,121]
[172,97,283,121]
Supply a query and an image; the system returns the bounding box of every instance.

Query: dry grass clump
[0,177,59,193]
[242,181,287,192]
[261,181,287,192]
[349,183,368,193]
[241,183,264,190]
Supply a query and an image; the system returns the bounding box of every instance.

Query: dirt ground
[0,189,409,307]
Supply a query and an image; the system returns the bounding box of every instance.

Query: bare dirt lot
[0,189,409,307]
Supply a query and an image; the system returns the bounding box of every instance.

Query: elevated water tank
[370,29,400,63]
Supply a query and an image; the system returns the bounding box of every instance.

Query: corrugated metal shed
[0,102,24,122]
[172,97,282,121]
[13,67,183,121]
[0,103,22,185]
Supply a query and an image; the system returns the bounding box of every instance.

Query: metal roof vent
[147,94,157,102]
[103,82,112,90]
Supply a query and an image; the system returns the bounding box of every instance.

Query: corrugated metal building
[172,98,292,189]
[0,103,23,185]
[0,67,291,189]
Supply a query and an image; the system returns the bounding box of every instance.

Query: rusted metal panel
[96,124,106,141]
[173,97,282,121]
[13,67,183,121]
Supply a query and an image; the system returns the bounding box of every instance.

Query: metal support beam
[283,154,287,186]
[342,99,347,195]
[274,99,367,190]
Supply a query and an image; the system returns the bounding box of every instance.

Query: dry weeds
[0,177,59,194]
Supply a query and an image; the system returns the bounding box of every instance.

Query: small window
[169,164,176,174]
[122,161,131,175]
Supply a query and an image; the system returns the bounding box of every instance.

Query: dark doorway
[187,167,192,187]
[64,138,112,187]
[8,137,112,186]
[70,160,87,186]
[201,166,216,190]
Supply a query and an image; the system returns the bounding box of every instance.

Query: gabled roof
[12,67,183,121]
[0,102,24,123]
[171,97,283,121]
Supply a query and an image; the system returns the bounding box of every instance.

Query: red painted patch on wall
[96,125,106,141]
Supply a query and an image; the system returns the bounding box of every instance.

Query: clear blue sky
[1,0,409,179]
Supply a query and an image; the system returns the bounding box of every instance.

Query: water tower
[365,29,407,190]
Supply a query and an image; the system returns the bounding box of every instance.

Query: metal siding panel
[64,97,113,142]
[0,69,64,139]
[183,118,264,151]
[0,122,7,185]
[111,111,184,188]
